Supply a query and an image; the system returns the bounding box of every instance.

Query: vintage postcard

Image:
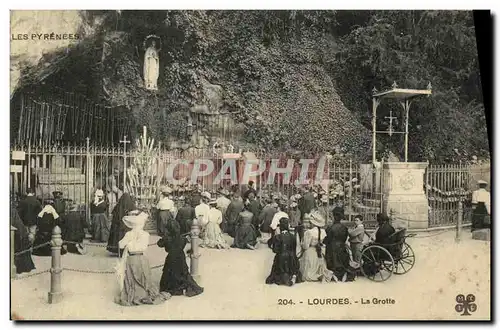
[9,9,491,321]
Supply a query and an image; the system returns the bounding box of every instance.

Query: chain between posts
[12,269,50,280]
[14,242,51,256]
[63,240,158,248]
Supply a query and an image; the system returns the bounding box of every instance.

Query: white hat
[478,180,488,185]
[161,186,173,194]
[309,211,326,228]
[201,191,211,199]
[122,212,148,230]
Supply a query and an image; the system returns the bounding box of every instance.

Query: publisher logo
[455,294,477,316]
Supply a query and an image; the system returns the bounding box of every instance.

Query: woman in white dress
[299,211,333,283]
[200,199,229,249]
[115,210,170,306]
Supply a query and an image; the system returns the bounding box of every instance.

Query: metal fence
[425,163,490,227]
[10,142,489,229]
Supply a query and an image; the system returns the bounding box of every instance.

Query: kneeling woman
[200,199,229,249]
[33,200,67,256]
[299,212,333,283]
[266,218,302,286]
[115,211,170,306]
[157,219,204,297]
[231,207,259,250]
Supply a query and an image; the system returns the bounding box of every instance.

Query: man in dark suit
[18,188,42,242]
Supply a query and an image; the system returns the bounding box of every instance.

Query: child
[348,215,365,263]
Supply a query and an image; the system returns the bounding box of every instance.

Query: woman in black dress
[157,219,203,297]
[324,211,354,282]
[107,193,135,255]
[11,200,36,274]
[266,218,302,286]
[63,204,88,254]
[33,200,67,256]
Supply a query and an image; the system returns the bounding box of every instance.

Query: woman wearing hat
[299,211,333,282]
[115,211,170,306]
[471,180,491,231]
[156,187,175,236]
[324,211,354,282]
[91,189,110,242]
[200,198,229,249]
[266,218,303,286]
[157,213,204,297]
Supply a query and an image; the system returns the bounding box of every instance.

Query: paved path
[11,231,490,320]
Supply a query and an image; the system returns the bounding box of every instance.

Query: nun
[33,200,67,256]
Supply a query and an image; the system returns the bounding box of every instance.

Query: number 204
[278,299,294,305]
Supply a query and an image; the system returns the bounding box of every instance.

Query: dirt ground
[11,230,490,320]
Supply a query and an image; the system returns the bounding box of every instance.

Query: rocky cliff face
[10,10,371,160]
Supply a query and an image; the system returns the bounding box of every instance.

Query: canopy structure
[371,82,432,163]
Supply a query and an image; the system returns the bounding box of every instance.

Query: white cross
[385,110,397,137]
[120,135,131,151]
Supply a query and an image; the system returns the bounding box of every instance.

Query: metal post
[48,226,63,304]
[85,137,91,227]
[11,226,17,278]
[372,97,379,164]
[403,99,410,162]
[190,218,201,283]
[456,201,463,242]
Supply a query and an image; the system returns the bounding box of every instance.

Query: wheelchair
[359,228,416,282]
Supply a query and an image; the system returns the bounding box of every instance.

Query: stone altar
[382,162,429,229]
[36,155,86,204]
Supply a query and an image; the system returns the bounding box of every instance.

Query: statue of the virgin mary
[143,36,160,90]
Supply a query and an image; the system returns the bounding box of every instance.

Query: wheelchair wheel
[360,245,394,282]
[394,242,415,275]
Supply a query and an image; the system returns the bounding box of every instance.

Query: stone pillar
[48,226,63,304]
[190,218,201,283]
[382,162,429,229]
[11,226,17,278]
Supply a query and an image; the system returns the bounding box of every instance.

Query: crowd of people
[10,178,491,306]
